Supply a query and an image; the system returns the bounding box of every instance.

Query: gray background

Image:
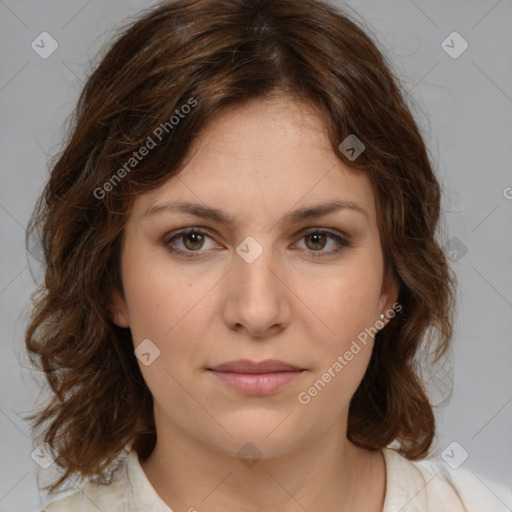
[1,0,511,510]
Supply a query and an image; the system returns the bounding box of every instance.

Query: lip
[207,359,305,395]
[209,358,302,373]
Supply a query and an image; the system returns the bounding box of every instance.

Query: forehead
[130,96,376,224]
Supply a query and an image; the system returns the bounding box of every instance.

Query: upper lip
[208,359,303,373]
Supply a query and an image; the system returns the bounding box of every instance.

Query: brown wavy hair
[24,0,457,495]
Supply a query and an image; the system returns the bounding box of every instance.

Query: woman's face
[112,96,398,459]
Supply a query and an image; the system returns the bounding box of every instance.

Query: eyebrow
[143,199,368,225]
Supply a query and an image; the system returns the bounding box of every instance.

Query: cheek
[291,252,383,408]
[295,257,383,339]
[121,254,215,409]
[294,265,380,414]
[121,241,216,341]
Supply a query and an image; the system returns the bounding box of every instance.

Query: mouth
[207,359,306,395]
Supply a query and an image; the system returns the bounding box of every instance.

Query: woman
[25,0,502,510]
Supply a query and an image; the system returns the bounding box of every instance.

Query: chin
[203,414,312,462]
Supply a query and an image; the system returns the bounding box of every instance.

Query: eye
[162,227,351,260]
[163,227,219,258]
[293,228,351,259]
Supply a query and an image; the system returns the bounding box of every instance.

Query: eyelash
[162,227,351,260]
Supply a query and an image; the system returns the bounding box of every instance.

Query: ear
[378,267,400,321]
[110,290,130,328]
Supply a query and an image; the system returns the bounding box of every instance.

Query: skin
[112,95,399,512]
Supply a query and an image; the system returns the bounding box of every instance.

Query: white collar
[382,447,428,511]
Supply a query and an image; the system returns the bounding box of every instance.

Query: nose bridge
[234,234,279,302]
[223,234,289,335]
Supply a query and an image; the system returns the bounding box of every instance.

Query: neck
[138,412,385,512]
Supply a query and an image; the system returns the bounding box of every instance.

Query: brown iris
[304,232,327,251]
[182,232,205,250]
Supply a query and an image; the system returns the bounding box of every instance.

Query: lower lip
[208,370,303,395]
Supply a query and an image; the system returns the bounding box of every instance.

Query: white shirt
[42,447,508,511]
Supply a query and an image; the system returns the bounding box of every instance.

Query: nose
[221,242,291,339]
